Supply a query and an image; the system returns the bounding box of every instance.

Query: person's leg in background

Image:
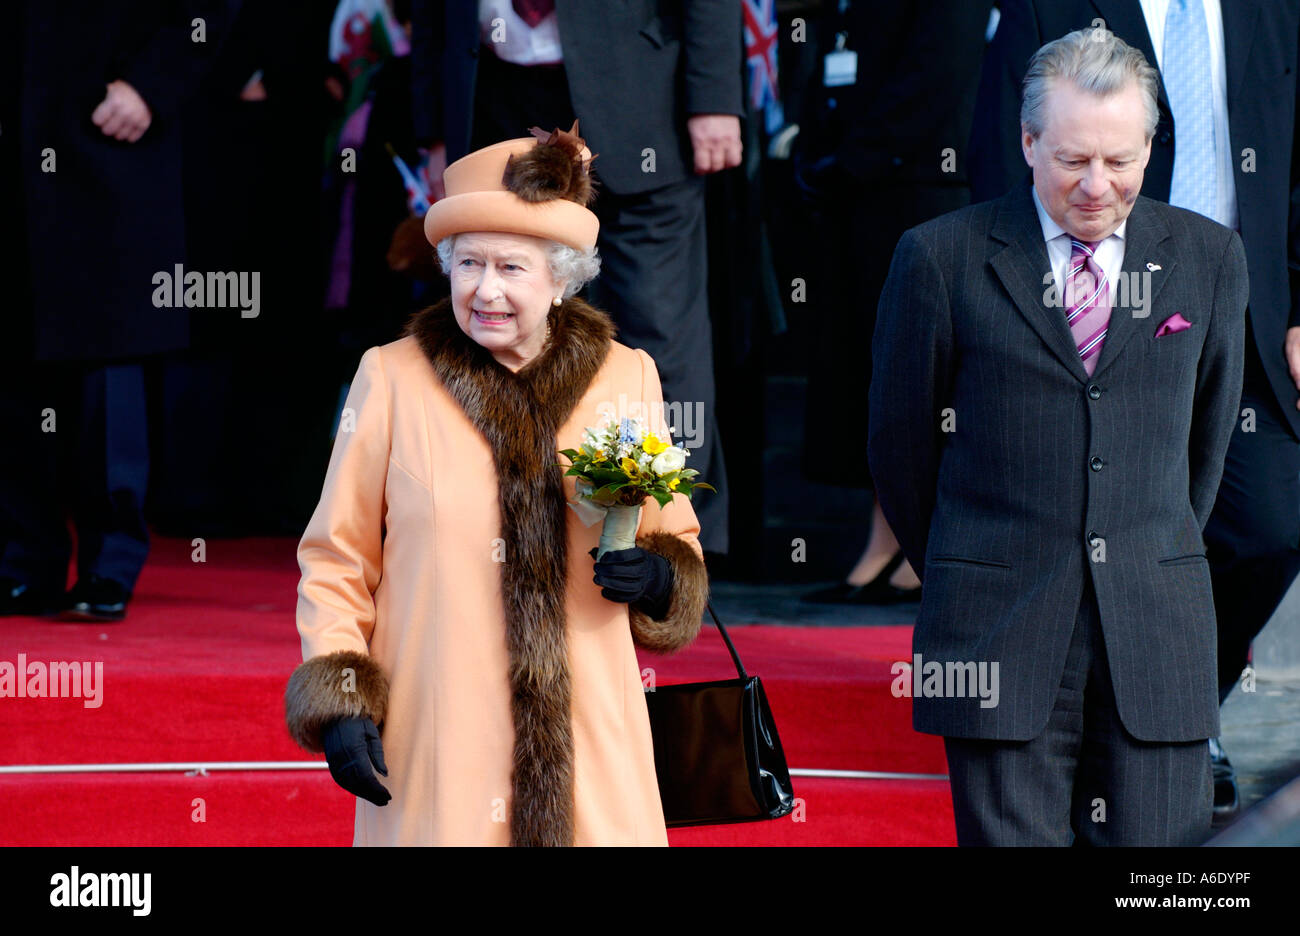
[803,184,968,603]
[1204,321,1300,817]
[63,362,151,621]
[0,358,73,614]
[587,175,729,556]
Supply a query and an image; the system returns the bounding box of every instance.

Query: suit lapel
[1089,196,1175,380]
[990,185,1091,384]
[1221,0,1261,109]
[990,187,1177,383]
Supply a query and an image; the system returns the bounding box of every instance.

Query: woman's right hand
[322,716,391,806]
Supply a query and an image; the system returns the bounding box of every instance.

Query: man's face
[1022,78,1151,242]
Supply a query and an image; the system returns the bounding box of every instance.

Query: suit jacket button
[1090,456,1105,472]
[1087,384,1102,400]
[1158,129,1172,145]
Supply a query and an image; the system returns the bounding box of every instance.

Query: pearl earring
[553,296,562,306]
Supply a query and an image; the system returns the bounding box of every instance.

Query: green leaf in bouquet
[590,466,629,485]
[650,489,673,508]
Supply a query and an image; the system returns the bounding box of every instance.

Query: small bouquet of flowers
[559,416,714,558]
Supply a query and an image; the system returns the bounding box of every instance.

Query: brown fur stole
[405,295,614,847]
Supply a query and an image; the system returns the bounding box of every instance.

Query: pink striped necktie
[1064,238,1111,376]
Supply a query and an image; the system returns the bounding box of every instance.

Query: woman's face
[449,232,566,371]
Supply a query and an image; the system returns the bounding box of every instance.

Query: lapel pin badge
[1146,262,1161,271]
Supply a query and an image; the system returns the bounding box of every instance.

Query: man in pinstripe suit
[868,28,1249,845]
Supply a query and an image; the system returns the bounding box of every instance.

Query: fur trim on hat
[503,121,597,208]
[628,531,709,654]
[285,650,390,753]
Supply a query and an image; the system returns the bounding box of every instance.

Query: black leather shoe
[0,577,64,617]
[60,575,131,622]
[1209,737,1240,820]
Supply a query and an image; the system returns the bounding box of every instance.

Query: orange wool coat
[284,297,710,846]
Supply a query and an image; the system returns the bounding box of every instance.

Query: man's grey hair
[1021,27,1160,140]
[435,233,601,299]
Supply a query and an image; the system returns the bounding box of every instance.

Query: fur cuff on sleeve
[628,531,709,654]
[285,650,389,753]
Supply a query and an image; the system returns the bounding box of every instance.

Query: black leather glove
[322,715,391,807]
[591,546,674,620]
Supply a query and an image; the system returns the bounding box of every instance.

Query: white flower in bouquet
[650,446,687,475]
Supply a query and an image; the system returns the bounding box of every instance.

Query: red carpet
[0,774,953,846]
[0,536,954,846]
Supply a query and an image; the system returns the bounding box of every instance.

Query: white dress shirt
[1032,186,1127,307]
[479,0,564,66]
[1138,0,1238,231]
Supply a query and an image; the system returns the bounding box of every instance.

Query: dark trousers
[0,360,150,593]
[943,581,1213,846]
[1205,320,1300,701]
[469,51,728,553]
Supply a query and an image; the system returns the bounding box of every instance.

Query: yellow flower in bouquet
[642,433,669,456]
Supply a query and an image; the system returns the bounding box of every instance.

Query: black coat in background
[967,0,1300,440]
[151,0,336,538]
[798,0,992,488]
[11,0,233,363]
[409,0,743,194]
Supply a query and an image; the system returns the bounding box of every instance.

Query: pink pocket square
[1155,313,1193,337]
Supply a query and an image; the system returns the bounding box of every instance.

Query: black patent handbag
[643,602,795,827]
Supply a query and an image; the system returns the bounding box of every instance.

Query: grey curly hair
[435,234,601,300]
[1021,26,1160,141]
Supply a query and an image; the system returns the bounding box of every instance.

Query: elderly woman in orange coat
[284,124,710,846]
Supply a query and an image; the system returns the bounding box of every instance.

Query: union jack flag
[743,0,783,133]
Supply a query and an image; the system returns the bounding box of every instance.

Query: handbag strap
[706,601,748,681]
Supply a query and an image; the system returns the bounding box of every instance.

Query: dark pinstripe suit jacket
[868,183,1249,743]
